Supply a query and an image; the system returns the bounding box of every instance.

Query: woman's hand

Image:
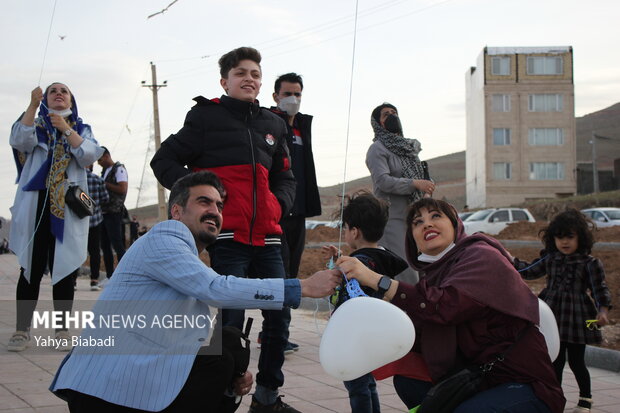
[413,179,435,195]
[321,245,340,261]
[336,256,381,289]
[49,113,71,134]
[21,86,43,127]
[29,87,43,109]
[597,307,610,326]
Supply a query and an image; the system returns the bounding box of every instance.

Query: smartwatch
[377,276,393,298]
[63,129,72,138]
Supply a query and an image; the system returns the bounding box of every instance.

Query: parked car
[463,208,535,235]
[458,211,475,222]
[581,208,620,228]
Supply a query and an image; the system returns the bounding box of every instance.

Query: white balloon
[319,296,416,381]
[537,299,560,361]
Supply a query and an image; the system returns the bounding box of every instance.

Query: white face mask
[48,108,73,117]
[277,95,301,116]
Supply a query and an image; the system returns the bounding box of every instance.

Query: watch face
[378,276,392,291]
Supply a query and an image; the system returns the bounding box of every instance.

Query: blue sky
[2,0,619,218]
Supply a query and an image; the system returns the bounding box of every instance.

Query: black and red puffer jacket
[151,95,295,246]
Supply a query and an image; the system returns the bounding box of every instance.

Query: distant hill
[317,151,467,219]
[576,102,620,169]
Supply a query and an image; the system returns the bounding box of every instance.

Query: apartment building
[465,46,577,208]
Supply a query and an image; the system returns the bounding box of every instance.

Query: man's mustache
[200,214,221,227]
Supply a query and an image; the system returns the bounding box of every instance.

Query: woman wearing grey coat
[365,103,434,283]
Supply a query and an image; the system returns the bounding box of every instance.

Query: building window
[492,94,511,112]
[528,94,563,112]
[529,162,565,180]
[491,57,510,75]
[528,128,564,146]
[493,162,511,180]
[527,56,563,75]
[493,128,511,145]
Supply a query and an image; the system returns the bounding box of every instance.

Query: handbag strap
[481,324,532,372]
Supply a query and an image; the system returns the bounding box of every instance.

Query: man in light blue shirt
[50,171,340,412]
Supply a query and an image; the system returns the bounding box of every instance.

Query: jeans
[393,375,551,413]
[344,373,380,413]
[101,212,126,278]
[209,240,290,392]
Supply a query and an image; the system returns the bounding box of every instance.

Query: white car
[458,211,475,222]
[581,208,620,228]
[463,208,535,235]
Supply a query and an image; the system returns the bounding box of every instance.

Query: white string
[336,0,360,253]
[38,0,59,86]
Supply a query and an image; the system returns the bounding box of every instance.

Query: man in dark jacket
[151,47,299,413]
[270,73,321,354]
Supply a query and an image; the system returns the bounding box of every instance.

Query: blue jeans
[209,240,290,391]
[393,376,551,413]
[344,373,380,413]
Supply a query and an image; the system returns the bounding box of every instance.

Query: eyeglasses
[585,319,600,330]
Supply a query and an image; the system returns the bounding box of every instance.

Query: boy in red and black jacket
[151,47,299,413]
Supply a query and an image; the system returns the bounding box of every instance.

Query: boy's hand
[300,269,341,298]
[321,245,339,261]
[336,256,381,289]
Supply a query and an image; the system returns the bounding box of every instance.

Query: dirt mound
[496,222,620,242]
[306,226,340,242]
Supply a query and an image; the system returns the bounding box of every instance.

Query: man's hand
[300,269,341,298]
[232,371,253,396]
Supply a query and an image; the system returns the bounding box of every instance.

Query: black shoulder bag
[416,325,531,413]
[65,184,94,218]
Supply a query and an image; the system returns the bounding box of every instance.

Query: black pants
[66,352,239,413]
[16,190,75,331]
[87,223,102,281]
[101,212,126,278]
[280,215,306,278]
[554,341,591,397]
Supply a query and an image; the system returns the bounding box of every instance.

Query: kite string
[38,0,59,86]
[336,0,360,253]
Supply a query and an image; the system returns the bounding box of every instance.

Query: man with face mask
[365,103,435,285]
[270,73,321,354]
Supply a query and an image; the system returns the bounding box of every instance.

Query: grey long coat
[365,140,420,283]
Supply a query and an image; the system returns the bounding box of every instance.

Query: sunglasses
[585,319,600,331]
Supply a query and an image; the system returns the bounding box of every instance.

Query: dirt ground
[299,224,620,350]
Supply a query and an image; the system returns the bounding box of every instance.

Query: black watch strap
[377,276,392,298]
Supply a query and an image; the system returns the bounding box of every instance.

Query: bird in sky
[58,35,66,40]
[147,0,179,19]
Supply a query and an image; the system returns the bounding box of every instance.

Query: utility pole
[142,62,167,222]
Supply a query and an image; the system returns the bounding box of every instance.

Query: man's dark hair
[168,171,226,218]
[340,190,388,243]
[541,208,595,254]
[100,146,110,156]
[371,103,398,123]
[218,47,262,78]
[274,72,303,94]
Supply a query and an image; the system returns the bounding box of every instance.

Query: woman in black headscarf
[365,103,434,281]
